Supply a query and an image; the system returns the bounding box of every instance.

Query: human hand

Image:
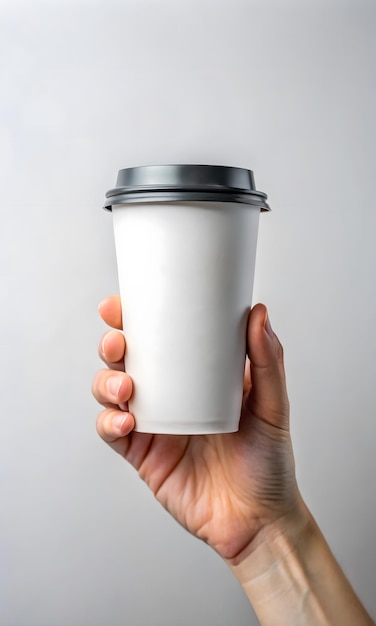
[92,296,305,564]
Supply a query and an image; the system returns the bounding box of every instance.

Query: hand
[92,296,304,563]
[92,297,375,625]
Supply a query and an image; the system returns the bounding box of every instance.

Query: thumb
[244,304,290,430]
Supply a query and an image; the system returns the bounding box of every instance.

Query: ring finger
[92,369,133,407]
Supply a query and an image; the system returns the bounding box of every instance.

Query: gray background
[1,1,375,624]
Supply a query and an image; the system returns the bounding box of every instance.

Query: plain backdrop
[0,1,375,625]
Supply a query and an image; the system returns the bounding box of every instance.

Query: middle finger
[99,330,126,371]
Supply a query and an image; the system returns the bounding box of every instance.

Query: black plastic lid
[104,164,270,211]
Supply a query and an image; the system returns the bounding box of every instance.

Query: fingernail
[100,334,107,355]
[107,376,122,398]
[100,330,115,356]
[264,310,274,339]
[113,413,129,432]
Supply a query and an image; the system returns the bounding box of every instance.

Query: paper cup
[104,165,270,434]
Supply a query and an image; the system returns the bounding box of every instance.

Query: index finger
[98,295,123,329]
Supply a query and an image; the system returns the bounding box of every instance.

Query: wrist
[227,500,373,626]
[228,497,313,586]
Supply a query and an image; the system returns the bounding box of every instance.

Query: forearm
[229,505,374,626]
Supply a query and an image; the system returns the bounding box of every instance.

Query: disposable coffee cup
[104,165,270,434]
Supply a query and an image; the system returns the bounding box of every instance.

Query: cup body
[112,200,260,434]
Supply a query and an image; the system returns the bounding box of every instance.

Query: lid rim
[104,192,270,212]
[105,185,268,199]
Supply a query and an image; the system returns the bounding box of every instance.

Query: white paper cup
[104,165,270,434]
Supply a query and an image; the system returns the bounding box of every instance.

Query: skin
[93,296,303,561]
[92,296,374,625]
